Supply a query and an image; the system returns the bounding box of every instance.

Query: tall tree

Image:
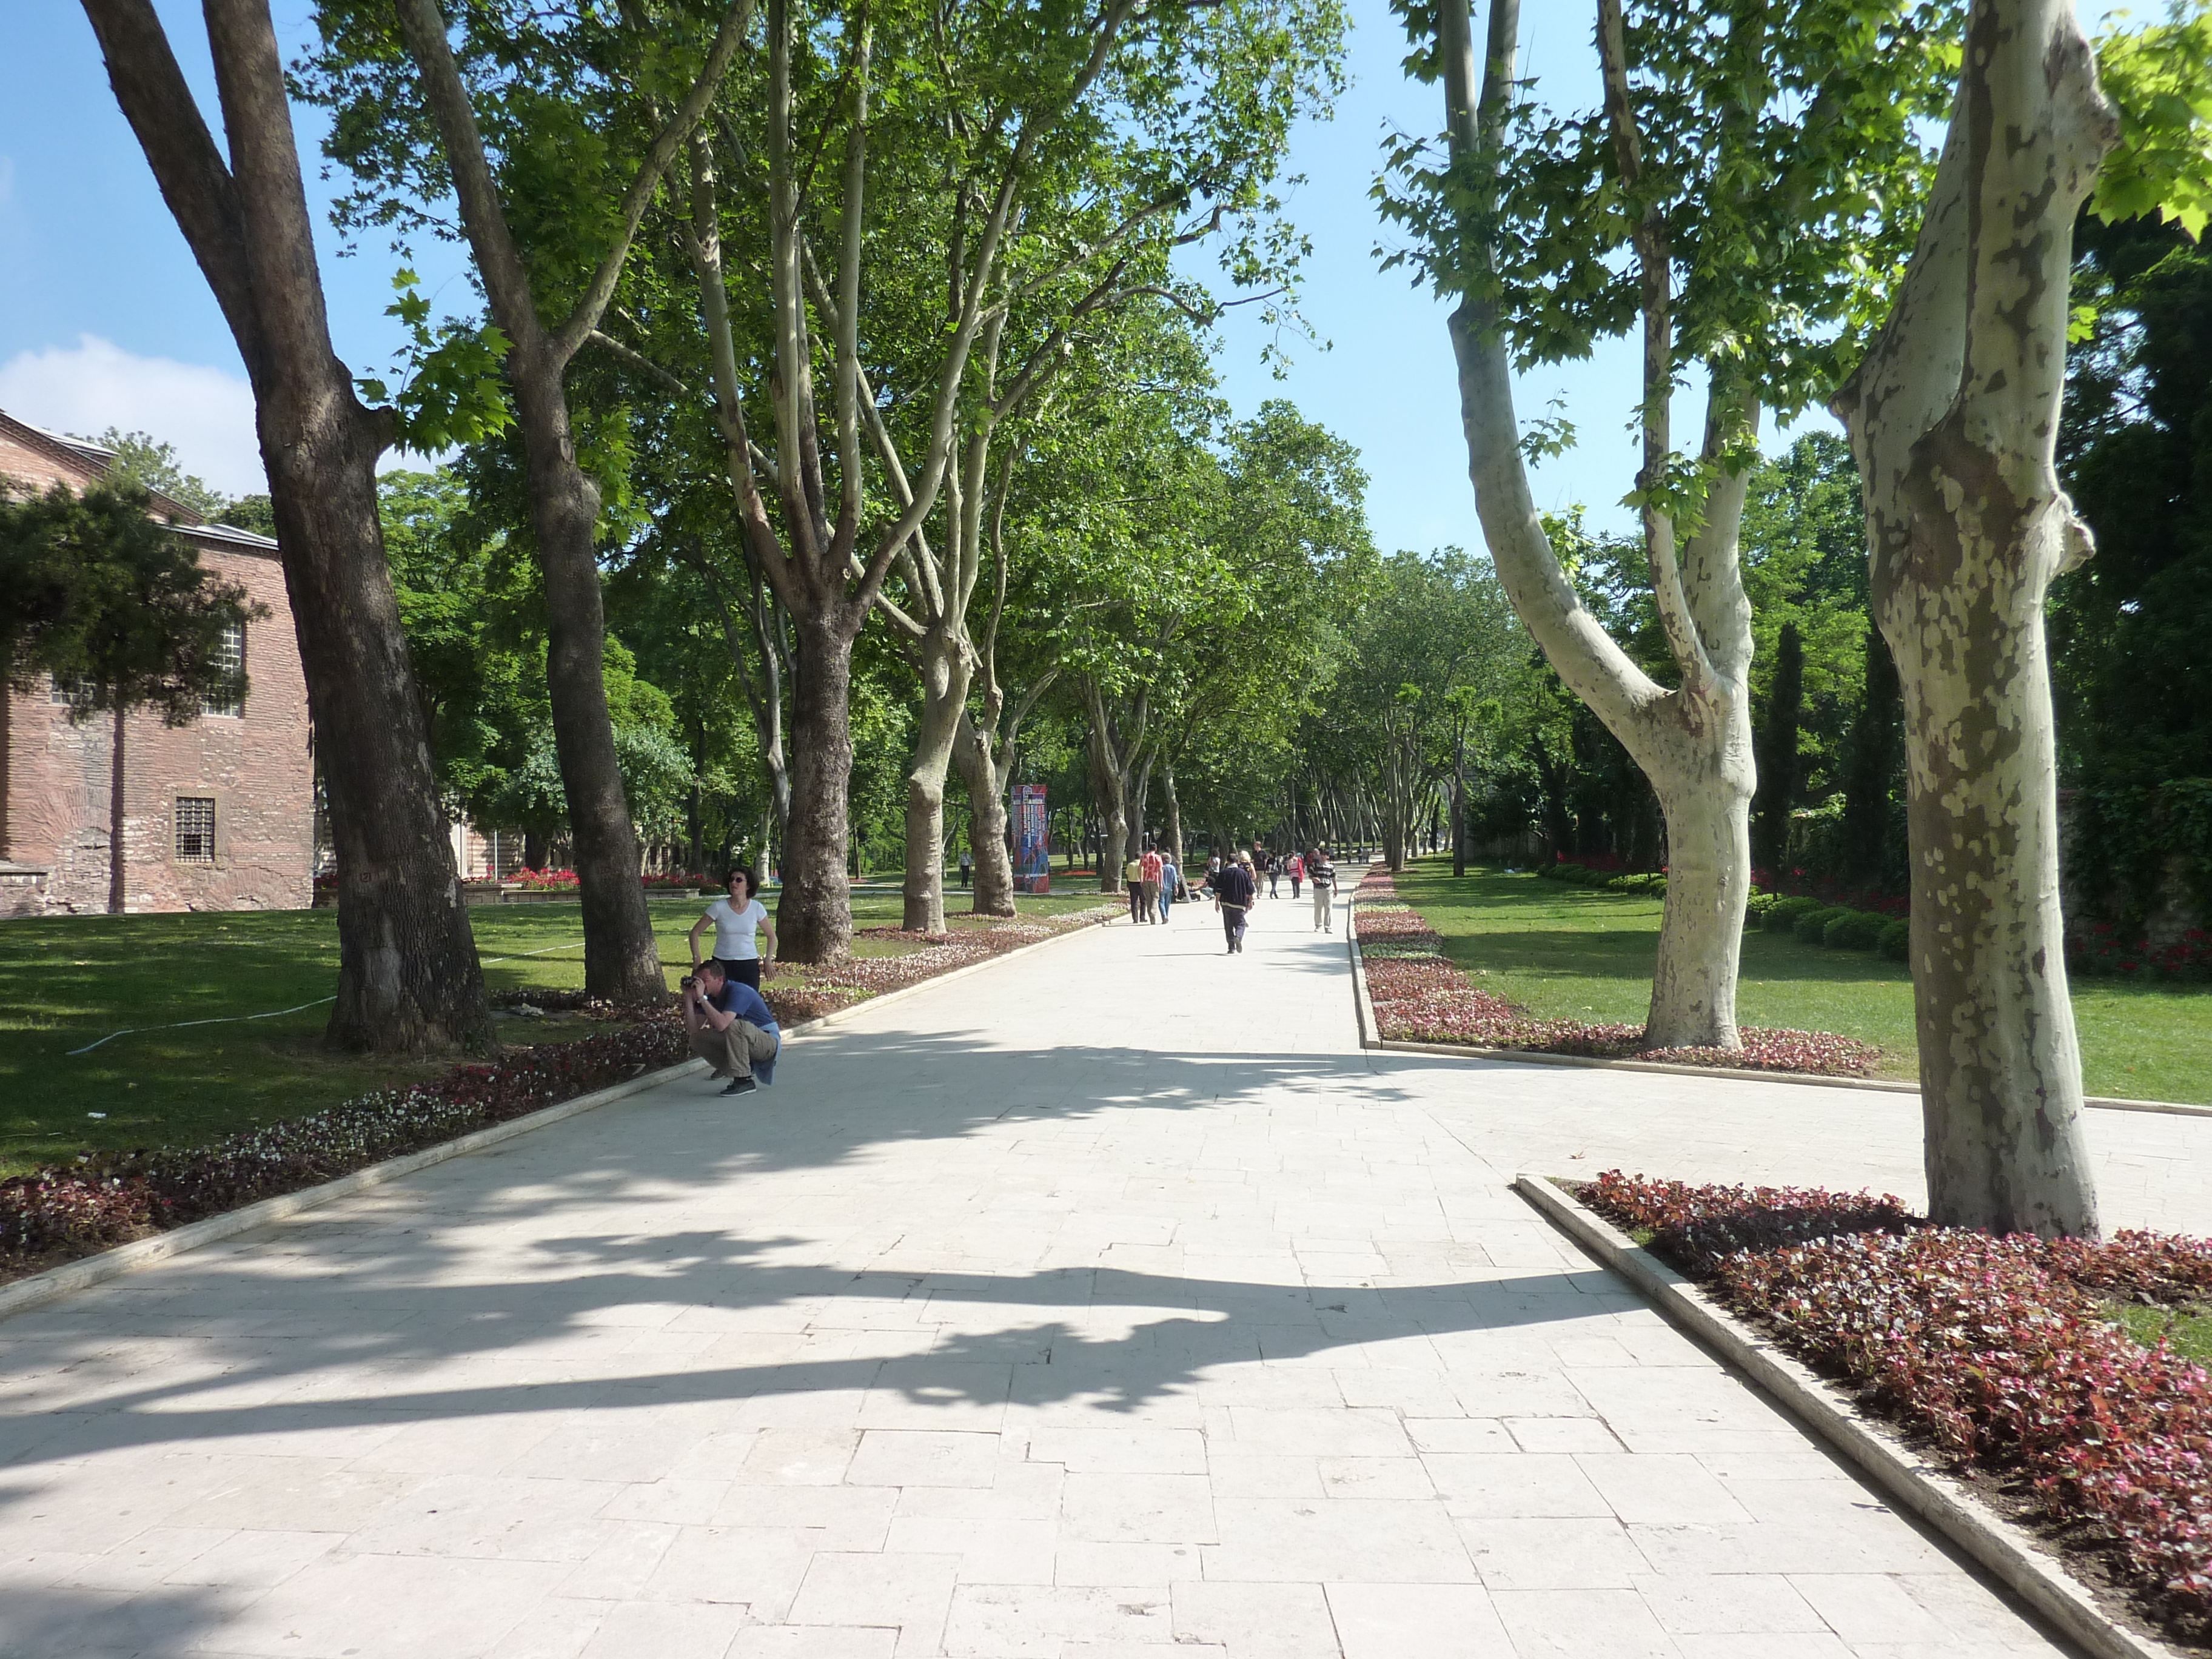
[81,0,491,1051]
[1831,0,2119,1236]
[1397,0,1957,1047]
[311,0,752,1000]
[601,0,1343,955]
[1751,622,1802,874]
[9,483,261,913]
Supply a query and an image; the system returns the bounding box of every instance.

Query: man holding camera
[680,959,782,1096]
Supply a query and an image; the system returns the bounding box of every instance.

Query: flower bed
[1581,1171,2212,1640]
[1,1015,690,1267]
[510,866,581,892]
[1355,869,1880,1076]
[2,903,1119,1287]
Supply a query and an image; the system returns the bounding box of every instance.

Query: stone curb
[1343,898,2211,1118]
[1512,1171,2177,1659]
[0,905,1120,1327]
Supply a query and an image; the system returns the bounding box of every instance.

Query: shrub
[1744,891,1778,925]
[1824,910,1889,951]
[1791,905,1852,944]
[1765,894,1826,933]
[1879,919,1911,960]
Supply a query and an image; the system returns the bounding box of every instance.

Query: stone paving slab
[4,885,2199,1657]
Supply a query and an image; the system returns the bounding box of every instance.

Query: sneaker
[708,1068,732,1081]
[720,1076,757,1096]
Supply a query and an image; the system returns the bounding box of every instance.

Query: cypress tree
[1752,622,1803,874]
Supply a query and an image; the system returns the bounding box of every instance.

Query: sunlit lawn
[1393,859,2212,1104]
[0,889,1102,1178]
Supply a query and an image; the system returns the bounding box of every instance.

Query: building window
[204,620,245,717]
[175,797,216,863]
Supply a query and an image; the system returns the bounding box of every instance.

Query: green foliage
[1792,905,1851,945]
[1765,894,1826,933]
[79,429,229,520]
[0,481,262,723]
[354,270,514,455]
[215,495,278,537]
[1879,918,1911,961]
[2094,1,2212,241]
[1824,910,1888,951]
[2056,211,2212,928]
[1380,0,1962,419]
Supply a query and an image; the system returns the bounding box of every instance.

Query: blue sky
[0,0,2125,549]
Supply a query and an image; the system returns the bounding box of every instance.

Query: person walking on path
[1307,847,1336,933]
[1213,851,1257,954]
[1158,854,1180,923]
[1267,853,1282,899]
[1288,851,1304,899]
[959,850,971,889]
[1124,852,1147,923]
[691,868,777,990]
[1139,845,1164,924]
[680,959,782,1096]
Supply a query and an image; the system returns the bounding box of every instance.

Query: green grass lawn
[0,890,1103,1179]
[1393,859,2212,1104]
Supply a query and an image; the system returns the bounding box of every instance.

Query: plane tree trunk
[389,0,748,1000]
[1440,0,1756,1049]
[1831,0,2111,1238]
[85,0,491,1052]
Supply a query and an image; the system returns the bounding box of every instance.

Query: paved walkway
[6,887,2209,1658]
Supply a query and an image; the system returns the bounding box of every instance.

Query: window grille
[175,797,216,863]
[204,620,245,717]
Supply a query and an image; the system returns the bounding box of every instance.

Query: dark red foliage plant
[1353,878,1879,1077]
[1583,1171,2212,1635]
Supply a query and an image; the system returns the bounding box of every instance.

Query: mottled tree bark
[1442,0,1756,1047]
[1832,0,2110,1238]
[85,0,489,1051]
[900,632,973,933]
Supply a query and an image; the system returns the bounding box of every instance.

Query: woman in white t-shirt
[689,868,777,990]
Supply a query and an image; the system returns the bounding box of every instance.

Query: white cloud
[0,334,264,497]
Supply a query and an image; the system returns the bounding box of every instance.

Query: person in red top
[1138,845,1164,924]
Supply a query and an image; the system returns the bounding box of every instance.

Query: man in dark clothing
[682,959,782,1096]
[1213,854,1257,954]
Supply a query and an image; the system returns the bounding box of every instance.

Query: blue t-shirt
[708,978,779,1033]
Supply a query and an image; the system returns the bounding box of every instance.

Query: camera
[679,974,695,990]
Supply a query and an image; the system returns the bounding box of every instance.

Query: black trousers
[716,957,762,990]
[1221,905,1247,948]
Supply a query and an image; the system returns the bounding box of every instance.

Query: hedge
[1792,905,1854,944]
[1765,894,1828,933]
[1879,918,1911,960]
[1824,910,1889,951]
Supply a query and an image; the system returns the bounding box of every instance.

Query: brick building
[0,411,314,916]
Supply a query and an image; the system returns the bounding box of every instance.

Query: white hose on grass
[65,937,589,1056]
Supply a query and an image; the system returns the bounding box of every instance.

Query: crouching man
[681,959,781,1097]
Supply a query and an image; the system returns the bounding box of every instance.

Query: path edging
[1512,1171,2176,1659]
[0,905,1119,1326]
[1344,898,2211,1118]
